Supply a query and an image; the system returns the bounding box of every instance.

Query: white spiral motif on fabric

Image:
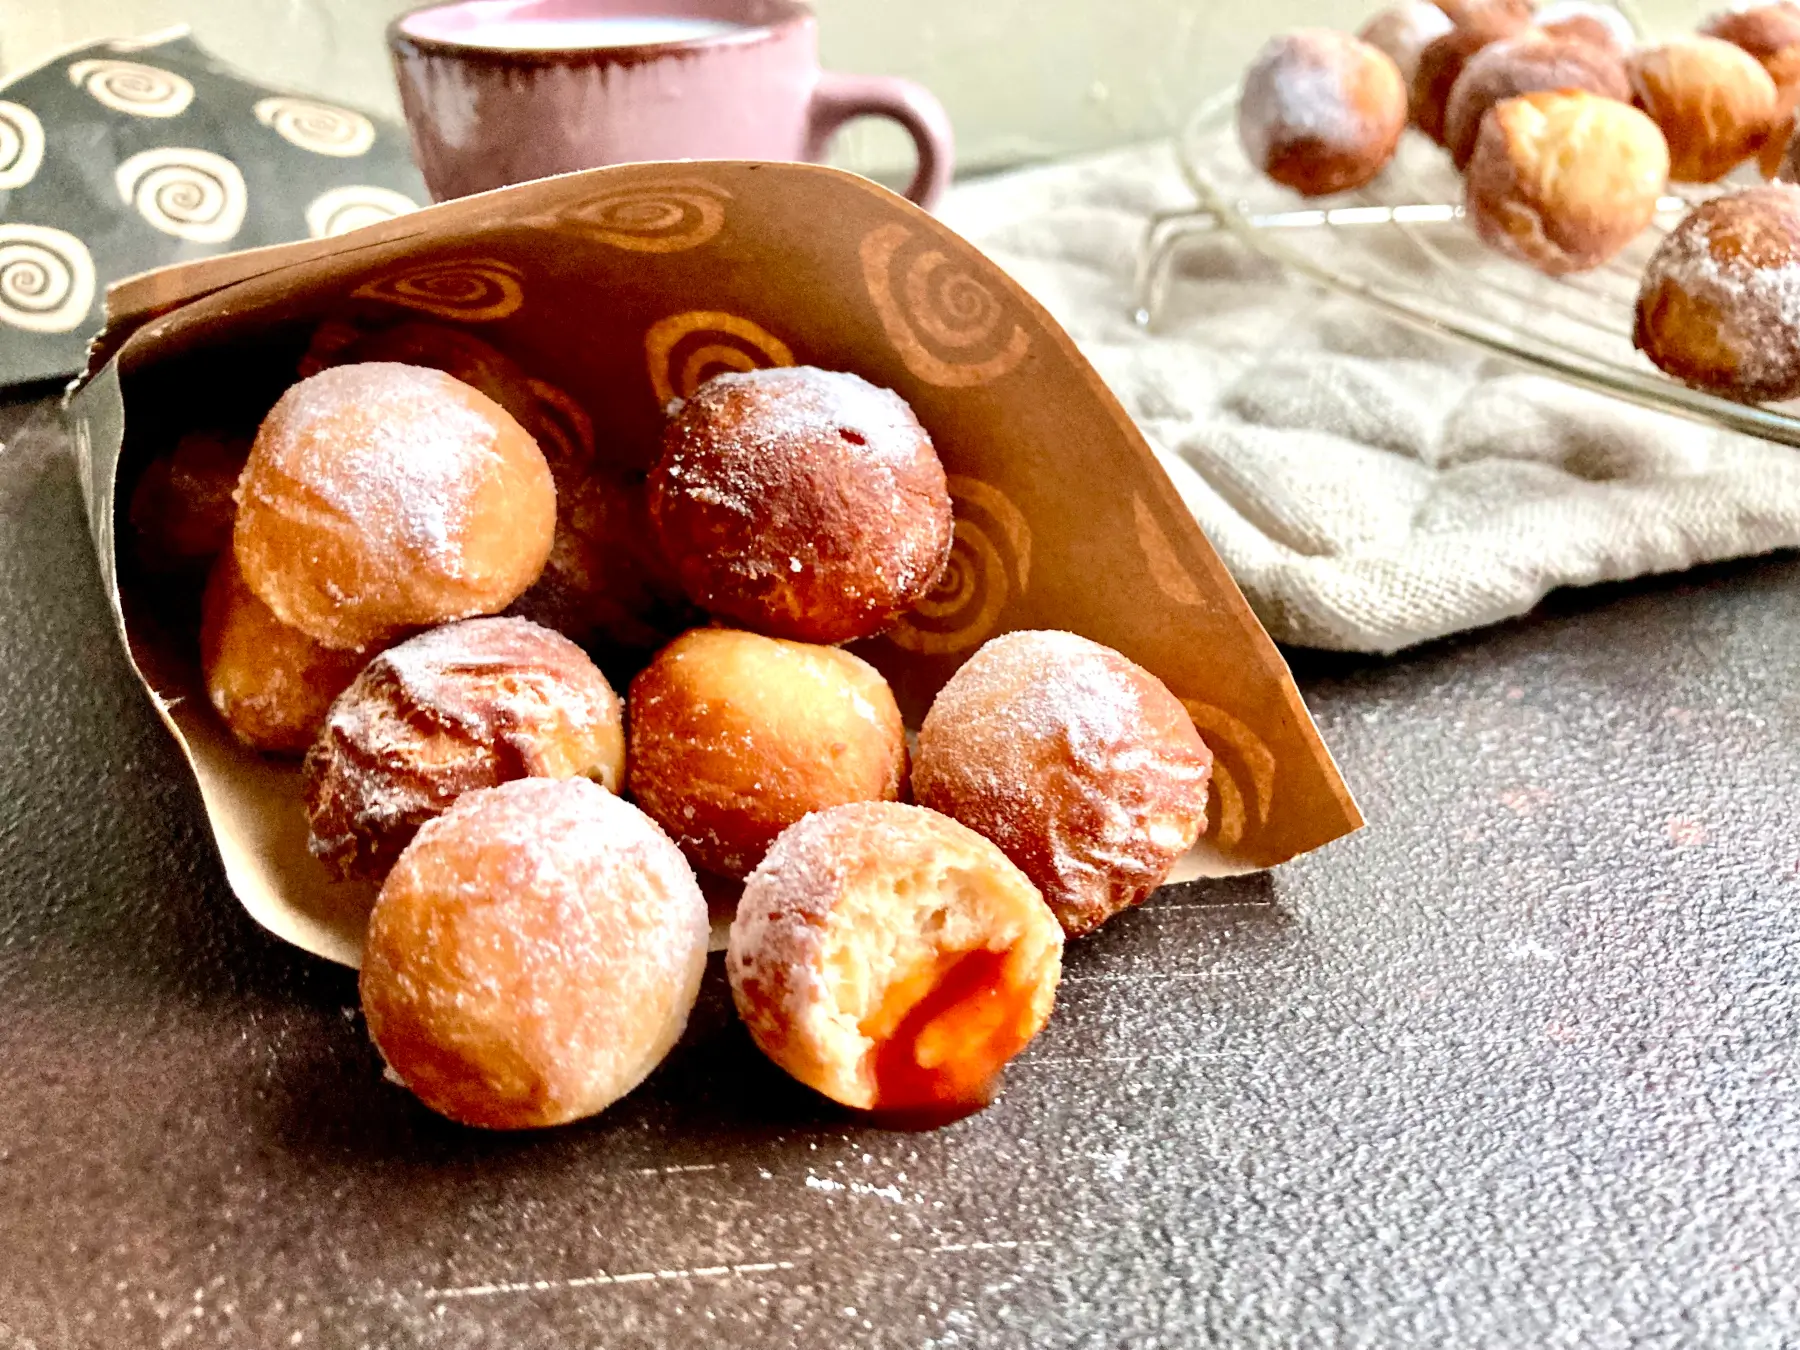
[0,225,97,333]
[304,185,419,238]
[254,97,376,158]
[115,147,247,243]
[0,102,45,190]
[68,60,194,118]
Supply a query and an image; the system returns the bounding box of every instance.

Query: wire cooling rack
[1135,84,1800,448]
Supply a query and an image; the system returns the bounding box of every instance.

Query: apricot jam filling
[861,946,1040,1111]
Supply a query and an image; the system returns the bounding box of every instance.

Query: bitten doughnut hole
[1237,29,1409,196]
[648,366,954,645]
[200,550,366,755]
[727,802,1063,1115]
[232,362,556,652]
[912,630,1214,938]
[1634,184,1800,401]
[304,616,625,881]
[1628,36,1780,182]
[361,777,709,1130]
[627,627,907,880]
[1465,89,1670,274]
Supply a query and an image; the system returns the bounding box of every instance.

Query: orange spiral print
[886,476,1031,655]
[1180,700,1277,852]
[350,257,524,322]
[859,223,1029,388]
[555,178,730,253]
[524,377,596,480]
[643,311,795,408]
[1133,493,1207,609]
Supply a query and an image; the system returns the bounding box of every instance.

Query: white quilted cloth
[940,142,1800,652]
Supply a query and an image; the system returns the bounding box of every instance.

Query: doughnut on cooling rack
[1135,83,1800,449]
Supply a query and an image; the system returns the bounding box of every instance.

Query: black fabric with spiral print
[0,29,426,389]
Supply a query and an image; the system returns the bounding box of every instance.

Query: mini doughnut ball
[1412,1,1535,142]
[1532,1,1637,54]
[1431,0,1536,25]
[130,428,250,575]
[1466,90,1669,274]
[305,616,625,881]
[201,549,366,755]
[1634,184,1800,401]
[1628,36,1780,182]
[233,362,556,652]
[1357,2,1455,91]
[1700,3,1800,67]
[627,627,907,880]
[648,367,953,645]
[913,631,1214,938]
[509,470,698,654]
[728,802,1063,1115]
[1237,30,1408,196]
[361,777,709,1130]
[1443,33,1630,168]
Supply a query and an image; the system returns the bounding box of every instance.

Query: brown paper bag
[65,160,1361,969]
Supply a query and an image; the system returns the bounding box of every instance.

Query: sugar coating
[1638,186,1800,398]
[363,777,708,1128]
[913,631,1215,937]
[305,616,624,880]
[649,366,953,643]
[245,363,501,568]
[1239,30,1374,164]
[1357,2,1456,85]
[726,801,1062,1111]
[234,362,556,650]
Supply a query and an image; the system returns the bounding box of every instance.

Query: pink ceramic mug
[389,0,955,207]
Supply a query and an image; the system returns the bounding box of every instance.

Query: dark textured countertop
[3,389,1797,1349]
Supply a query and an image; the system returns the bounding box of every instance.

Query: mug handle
[805,72,955,212]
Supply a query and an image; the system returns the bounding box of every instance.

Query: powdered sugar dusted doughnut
[304,616,625,881]
[1238,29,1408,196]
[627,627,906,880]
[1635,185,1800,401]
[233,362,556,652]
[728,802,1062,1114]
[362,777,708,1129]
[1411,0,1535,143]
[1358,2,1456,90]
[913,631,1214,938]
[648,366,954,645]
[1465,90,1668,275]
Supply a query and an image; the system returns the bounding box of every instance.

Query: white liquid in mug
[413,14,751,50]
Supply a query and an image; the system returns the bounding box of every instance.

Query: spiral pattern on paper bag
[254,97,376,157]
[859,222,1029,388]
[68,60,194,117]
[644,310,794,408]
[351,258,524,321]
[0,225,96,333]
[115,147,246,243]
[304,185,419,239]
[1132,493,1206,608]
[525,377,596,479]
[1181,700,1276,852]
[887,476,1031,655]
[0,102,44,190]
[558,178,730,252]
